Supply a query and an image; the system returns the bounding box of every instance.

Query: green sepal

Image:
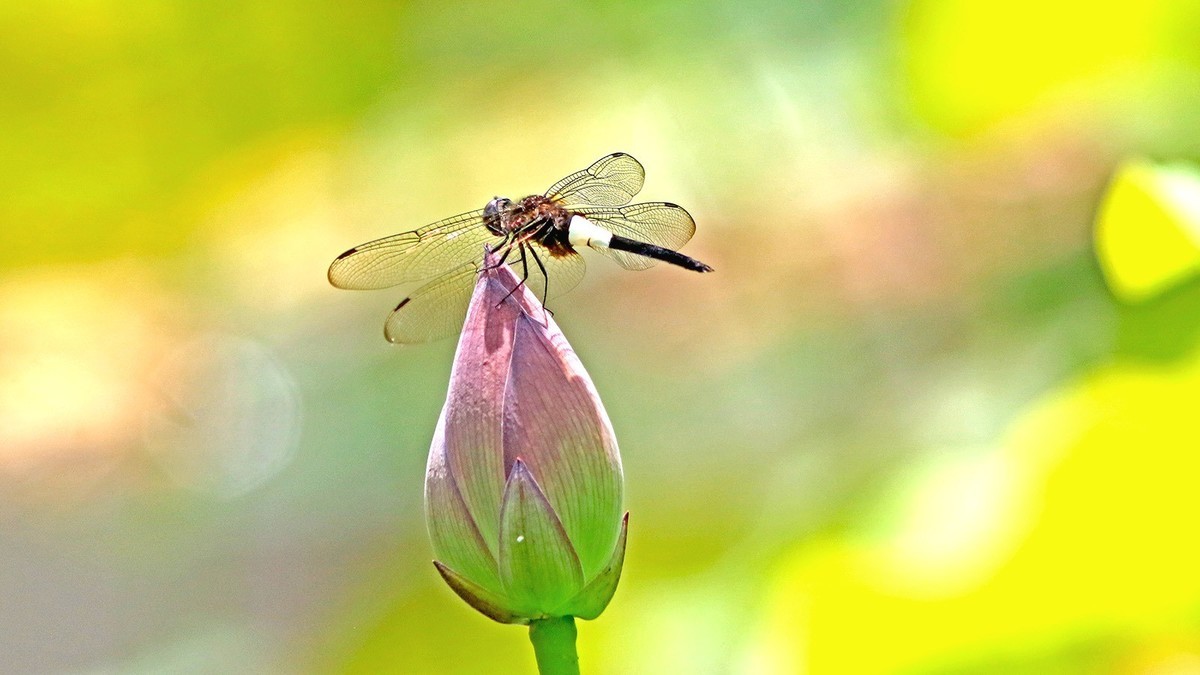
[433,560,528,625]
[498,459,586,615]
[555,512,628,620]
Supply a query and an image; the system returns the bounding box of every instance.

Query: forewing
[328,209,495,290]
[577,202,696,271]
[383,262,478,344]
[544,153,645,208]
[382,249,586,344]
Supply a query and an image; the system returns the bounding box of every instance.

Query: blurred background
[4,0,1200,673]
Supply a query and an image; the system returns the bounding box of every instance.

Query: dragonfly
[328,152,713,343]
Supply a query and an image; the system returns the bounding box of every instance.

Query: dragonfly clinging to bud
[328,152,713,343]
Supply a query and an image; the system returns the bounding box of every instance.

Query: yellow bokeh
[6,0,1200,671]
[752,349,1200,673]
[1096,161,1200,302]
[903,0,1164,134]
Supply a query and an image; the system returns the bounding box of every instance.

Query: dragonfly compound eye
[484,197,512,235]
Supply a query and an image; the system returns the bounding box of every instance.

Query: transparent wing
[383,262,478,344]
[576,202,696,271]
[381,250,586,344]
[544,153,645,209]
[521,246,587,308]
[328,209,496,290]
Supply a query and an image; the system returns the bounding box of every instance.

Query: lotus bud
[425,249,628,624]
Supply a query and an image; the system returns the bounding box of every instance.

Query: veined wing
[328,209,496,290]
[383,262,478,344]
[382,251,586,344]
[576,202,696,271]
[515,245,587,307]
[544,153,645,209]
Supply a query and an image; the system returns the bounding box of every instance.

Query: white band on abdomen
[568,215,614,249]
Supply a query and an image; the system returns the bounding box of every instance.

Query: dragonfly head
[483,196,513,235]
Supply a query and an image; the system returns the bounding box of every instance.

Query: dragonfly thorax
[484,194,572,239]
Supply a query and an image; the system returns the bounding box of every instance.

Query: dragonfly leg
[486,216,543,272]
[497,243,531,307]
[527,246,551,307]
[516,216,547,236]
[484,234,515,271]
[527,245,555,323]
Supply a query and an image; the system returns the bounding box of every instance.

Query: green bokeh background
[3,1,1200,673]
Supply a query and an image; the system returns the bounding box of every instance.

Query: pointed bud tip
[477,247,547,318]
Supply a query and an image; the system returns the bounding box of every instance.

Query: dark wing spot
[334,247,358,261]
[394,298,411,311]
[662,202,679,208]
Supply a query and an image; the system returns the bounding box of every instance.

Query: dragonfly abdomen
[608,235,714,273]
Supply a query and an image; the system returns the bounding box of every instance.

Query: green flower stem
[528,616,580,675]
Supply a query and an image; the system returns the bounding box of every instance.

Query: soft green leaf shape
[433,561,526,625]
[555,512,629,620]
[498,459,586,614]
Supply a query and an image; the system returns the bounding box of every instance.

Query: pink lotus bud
[425,250,628,624]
